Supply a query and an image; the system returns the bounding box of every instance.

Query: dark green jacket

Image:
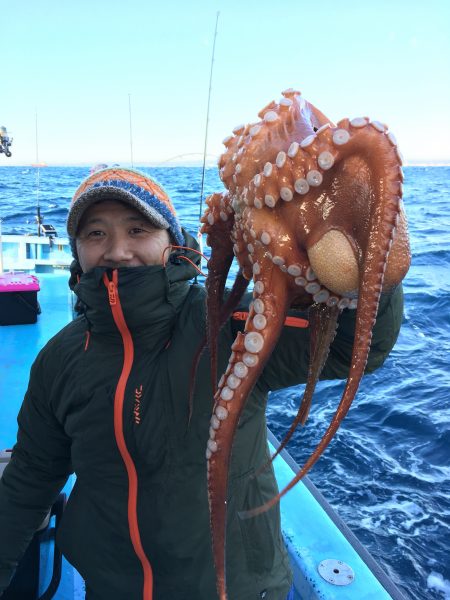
[0,236,404,599]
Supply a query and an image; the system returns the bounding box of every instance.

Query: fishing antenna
[198,11,220,223]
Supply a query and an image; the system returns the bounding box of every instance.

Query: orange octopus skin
[200,88,411,600]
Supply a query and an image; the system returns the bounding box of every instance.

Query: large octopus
[199,88,411,600]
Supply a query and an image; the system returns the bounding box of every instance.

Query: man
[0,167,404,599]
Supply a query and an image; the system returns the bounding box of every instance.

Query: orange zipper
[103,270,153,600]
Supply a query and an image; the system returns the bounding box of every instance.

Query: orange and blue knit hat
[67,167,184,246]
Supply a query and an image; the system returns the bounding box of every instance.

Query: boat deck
[0,270,405,599]
[0,272,84,598]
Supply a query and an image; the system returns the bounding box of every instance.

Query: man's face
[76,200,171,272]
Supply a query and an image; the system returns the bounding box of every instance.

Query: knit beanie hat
[67,167,184,246]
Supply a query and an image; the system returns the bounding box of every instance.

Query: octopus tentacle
[207,265,290,600]
[188,271,249,423]
[297,304,340,425]
[255,303,340,478]
[200,192,235,392]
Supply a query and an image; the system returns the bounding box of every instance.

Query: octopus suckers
[287,264,302,276]
[207,439,218,452]
[220,386,234,401]
[295,276,307,286]
[280,187,294,202]
[254,198,263,209]
[371,121,386,132]
[332,129,350,146]
[260,232,271,245]
[306,170,323,187]
[253,314,267,330]
[313,289,330,303]
[326,296,339,307]
[243,352,259,367]
[250,125,262,137]
[232,124,245,135]
[233,363,248,379]
[387,131,397,146]
[306,267,317,281]
[272,255,285,266]
[253,298,265,313]
[338,298,350,309]
[294,178,310,195]
[276,151,287,168]
[227,374,241,389]
[305,282,321,294]
[215,405,229,420]
[317,123,331,134]
[318,151,335,170]
[263,162,273,177]
[265,195,276,208]
[254,174,262,187]
[244,332,264,353]
[264,110,279,123]
[254,280,264,294]
[300,134,316,148]
[288,142,299,158]
[350,117,367,128]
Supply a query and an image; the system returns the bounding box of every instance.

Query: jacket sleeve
[0,349,72,592]
[231,285,404,392]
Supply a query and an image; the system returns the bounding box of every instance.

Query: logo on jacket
[134,385,143,424]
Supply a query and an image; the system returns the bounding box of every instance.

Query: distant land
[1,159,449,168]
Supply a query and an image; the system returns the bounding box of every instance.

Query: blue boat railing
[268,429,408,600]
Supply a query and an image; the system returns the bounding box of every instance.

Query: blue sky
[2,0,449,166]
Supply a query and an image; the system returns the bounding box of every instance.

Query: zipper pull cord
[108,281,117,305]
[103,271,118,306]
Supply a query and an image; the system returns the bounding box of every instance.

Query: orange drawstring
[84,330,91,351]
[162,245,208,277]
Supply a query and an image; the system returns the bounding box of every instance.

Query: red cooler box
[0,273,40,325]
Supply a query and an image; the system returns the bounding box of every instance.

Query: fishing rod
[35,111,42,237]
[197,11,220,257]
[128,93,134,168]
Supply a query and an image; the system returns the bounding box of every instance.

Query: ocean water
[0,165,449,600]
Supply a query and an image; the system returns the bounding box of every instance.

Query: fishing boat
[0,233,407,600]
